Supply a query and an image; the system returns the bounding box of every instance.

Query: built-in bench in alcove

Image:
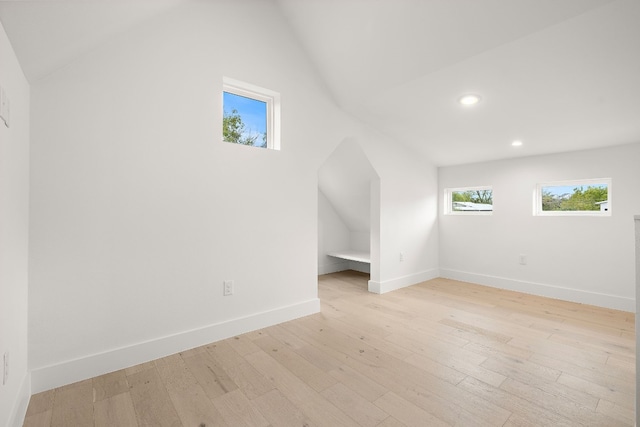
[327,250,370,264]
[318,139,379,283]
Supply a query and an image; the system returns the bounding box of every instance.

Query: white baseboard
[440,269,635,312]
[8,372,30,427]
[318,261,349,275]
[368,268,440,294]
[30,298,320,394]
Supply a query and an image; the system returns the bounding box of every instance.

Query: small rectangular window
[222,77,280,150]
[535,178,611,216]
[444,186,493,215]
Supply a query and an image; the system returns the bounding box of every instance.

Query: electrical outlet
[223,280,234,296]
[3,352,8,385]
[519,254,527,265]
[399,252,404,262]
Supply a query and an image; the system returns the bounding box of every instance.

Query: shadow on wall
[318,138,380,282]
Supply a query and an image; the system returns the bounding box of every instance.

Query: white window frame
[222,77,281,150]
[534,178,611,217]
[444,186,493,215]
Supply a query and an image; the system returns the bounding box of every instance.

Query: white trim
[440,268,634,312]
[368,268,440,294]
[7,372,30,427]
[30,298,319,393]
[222,77,281,150]
[534,178,611,216]
[444,186,493,215]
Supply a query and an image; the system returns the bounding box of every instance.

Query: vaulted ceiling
[1,0,639,166]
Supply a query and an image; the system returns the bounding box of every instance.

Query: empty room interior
[1,0,639,426]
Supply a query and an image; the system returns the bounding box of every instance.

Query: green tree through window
[541,185,607,211]
[447,187,493,213]
[452,190,493,204]
[222,90,268,148]
[223,109,265,146]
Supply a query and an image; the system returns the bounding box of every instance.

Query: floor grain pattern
[23,271,636,426]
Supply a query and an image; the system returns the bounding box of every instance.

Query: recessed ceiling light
[512,140,523,147]
[459,94,481,106]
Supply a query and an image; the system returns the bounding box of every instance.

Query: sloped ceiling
[277,0,640,165]
[0,0,186,82]
[1,0,639,166]
[277,0,612,108]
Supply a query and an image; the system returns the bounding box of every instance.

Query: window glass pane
[540,183,608,212]
[223,91,267,148]
[451,189,493,212]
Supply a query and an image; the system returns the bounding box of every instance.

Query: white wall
[348,231,371,274]
[0,20,30,427]
[316,128,440,291]
[318,140,376,233]
[358,127,440,294]
[26,0,441,394]
[317,138,378,276]
[439,143,640,311]
[28,0,351,392]
[318,189,350,275]
[350,231,369,253]
[317,186,372,275]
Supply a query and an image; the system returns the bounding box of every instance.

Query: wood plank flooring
[23,271,636,426]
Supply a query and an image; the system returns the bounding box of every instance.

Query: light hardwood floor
[23,271,635,426]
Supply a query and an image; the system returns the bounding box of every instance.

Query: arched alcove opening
[318,139,380,288]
